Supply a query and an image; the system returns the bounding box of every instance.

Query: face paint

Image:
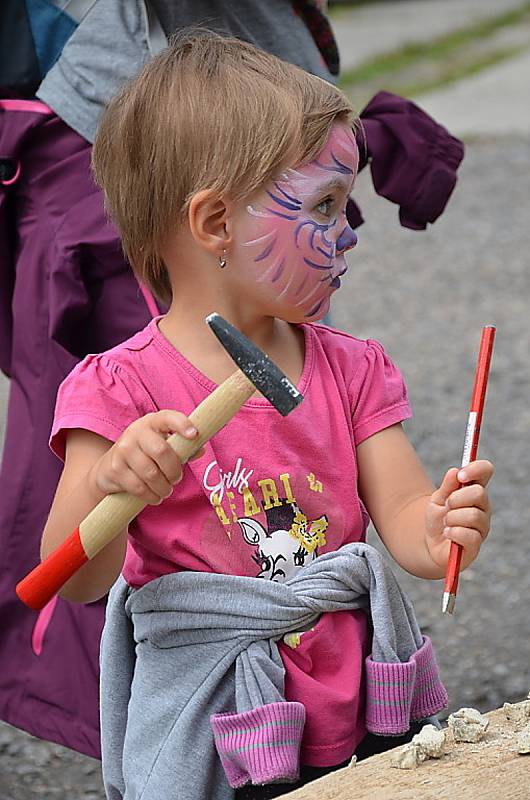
[238,122,359,320]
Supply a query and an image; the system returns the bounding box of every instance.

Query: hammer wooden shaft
[16,369,256,610]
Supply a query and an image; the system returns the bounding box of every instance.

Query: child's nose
[336,226,358,254]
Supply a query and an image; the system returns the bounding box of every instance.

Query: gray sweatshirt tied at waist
[100,541,447,800]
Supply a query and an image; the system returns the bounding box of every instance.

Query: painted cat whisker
[276,263,299,299]
[257,251,285,283]
[242,230,276,248]
[246,205,276,219]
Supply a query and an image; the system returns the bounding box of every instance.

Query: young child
[40,31,493,800]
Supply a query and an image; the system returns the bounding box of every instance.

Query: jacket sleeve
[347,90,465,231]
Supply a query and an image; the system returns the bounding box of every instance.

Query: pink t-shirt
[51,318,411,767]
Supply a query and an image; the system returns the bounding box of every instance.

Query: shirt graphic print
[202,455,329,581]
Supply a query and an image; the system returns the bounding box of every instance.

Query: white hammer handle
[16,369,255,610]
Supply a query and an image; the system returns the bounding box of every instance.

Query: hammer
[16,313,303,610]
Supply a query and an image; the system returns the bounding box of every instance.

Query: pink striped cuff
[211,702,305,789]
[365,636,447,735]
[410,636,448,720]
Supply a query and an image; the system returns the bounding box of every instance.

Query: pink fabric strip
[365,654,416,735]
[138,281,159,318]
[410,637,448,720]
[1,161,21,186]
[0,99,53,115]
[211,701,306,788]
[31,596,58,656]
[364,636,447,735]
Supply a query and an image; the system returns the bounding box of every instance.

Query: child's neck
[158,303,305,390]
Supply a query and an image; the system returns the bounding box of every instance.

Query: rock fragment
[447,708,489,743]
[411,724,446,758]
[503,699,530,727]
[391,725,447,769]
[391,742,426,770]
[515,723,530,754]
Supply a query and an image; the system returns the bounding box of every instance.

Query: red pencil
[442,326,496,615]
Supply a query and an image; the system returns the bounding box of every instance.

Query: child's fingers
[446,483,491,513]
[111,463,163,505]
[140,424,205,474]
[456,459,494,487]
[431,460,493,508]
[124,448,174,501]
[138,428,184,485]
[146,410,198,440]
[444,506,490,541]
[430,467,460,507]
[442,525,484,552]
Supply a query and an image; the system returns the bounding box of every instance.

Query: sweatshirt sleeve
[349,339,412,446]
[50,353,156,460]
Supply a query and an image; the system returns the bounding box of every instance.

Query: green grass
[382,45,528,99]
[338,2,530,97]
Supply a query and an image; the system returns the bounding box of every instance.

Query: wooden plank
[285,709,530,799]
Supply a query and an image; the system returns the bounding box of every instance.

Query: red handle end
[16,529,88,611]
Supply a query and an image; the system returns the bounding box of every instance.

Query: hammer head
[206,314,303,416]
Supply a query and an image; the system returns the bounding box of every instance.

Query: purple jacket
[0,100,155,757]
[0,96,462,758]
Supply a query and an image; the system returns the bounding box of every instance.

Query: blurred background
[1,0,530,796]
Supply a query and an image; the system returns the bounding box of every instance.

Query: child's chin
[304,296,331,323]
[277,295,331,324]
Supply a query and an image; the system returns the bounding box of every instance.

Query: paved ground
[332,0,528,70]
[2,1,530,797]
[416,48,530,137]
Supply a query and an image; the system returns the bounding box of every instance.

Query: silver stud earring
[218,250,227,269]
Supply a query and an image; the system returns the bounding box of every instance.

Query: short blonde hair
[92,29,355,301]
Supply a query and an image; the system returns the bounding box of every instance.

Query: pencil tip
[442,592,456,615]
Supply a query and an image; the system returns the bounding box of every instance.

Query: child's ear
[188,189,234,258]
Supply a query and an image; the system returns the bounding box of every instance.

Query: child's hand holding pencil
[424,459,494,575]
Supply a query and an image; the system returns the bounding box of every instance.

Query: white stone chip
[391,742,426,770]
[447,707,489,743]
[411,724,447,758]
[391,725,448,769]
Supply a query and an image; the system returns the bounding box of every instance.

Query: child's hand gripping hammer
[16,314,303,610]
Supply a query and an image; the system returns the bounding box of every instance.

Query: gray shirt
[37,0,333,143]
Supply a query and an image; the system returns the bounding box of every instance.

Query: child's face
[232,121,358,322]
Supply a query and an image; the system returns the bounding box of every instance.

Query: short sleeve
[349,340,412,446]
[50,354,155,460]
